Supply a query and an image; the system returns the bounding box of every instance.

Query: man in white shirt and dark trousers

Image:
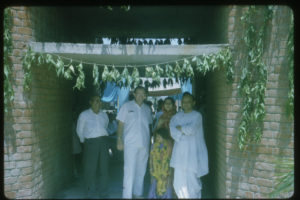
[169,92,209,198]
[76,94,109,198]
[116,86,153,199]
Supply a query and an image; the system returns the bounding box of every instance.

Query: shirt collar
[133,100,144,108]
[89,108,101,115]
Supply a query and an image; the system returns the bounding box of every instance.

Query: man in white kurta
[116,86,153,199]
[169,92,208,198]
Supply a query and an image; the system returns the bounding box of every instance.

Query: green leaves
[131,67,140,88]
[73,63,85,90]
[55,57,65,77]
[102,65,121,83]
[102,65,110,82]
[63,65,74,80]
[121,67,131,86]
[165,64,175,78]
[269,158,294,198]
[111,65,121,83]
[237,6,272,150]
[92,64,99,87]
[182,59,194,78]
[173,61,182,79]
[19,43,234,103]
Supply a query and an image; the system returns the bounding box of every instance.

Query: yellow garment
[150,137,173,196]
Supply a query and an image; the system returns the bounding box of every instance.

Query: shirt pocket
[126,111,136,123]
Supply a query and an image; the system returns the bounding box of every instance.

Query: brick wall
[204,5,294,198]
[4,7,74,199]
[4,6,294,199]
[205,64,233,197]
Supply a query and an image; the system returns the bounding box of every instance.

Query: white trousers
[123,146,149,198]
[173,168,202,199]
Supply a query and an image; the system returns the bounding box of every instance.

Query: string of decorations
[48,52,203,68]
[22,46,234,91]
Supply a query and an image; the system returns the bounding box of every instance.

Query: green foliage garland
[4,8,14,113]
[22,46,234,93]
[237,6,273,150]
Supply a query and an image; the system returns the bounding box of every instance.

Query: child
[148,97,176,199]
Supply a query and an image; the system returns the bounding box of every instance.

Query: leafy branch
[269,158,294,198]
[4,8,14,113]
[237,6,273,150]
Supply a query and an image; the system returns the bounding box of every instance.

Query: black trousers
[83,136,109,195]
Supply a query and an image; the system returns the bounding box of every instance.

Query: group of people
[75,85,208,199]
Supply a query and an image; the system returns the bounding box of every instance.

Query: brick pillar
[4,7,74,199]
[4,6,36,199]
[220,5,294,199]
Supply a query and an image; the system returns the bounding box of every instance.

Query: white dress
[169,110,208,198]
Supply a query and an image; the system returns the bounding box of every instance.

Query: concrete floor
[53,158,213,199]
[53,159,151,199]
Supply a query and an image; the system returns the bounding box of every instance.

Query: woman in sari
[148,97,177,199]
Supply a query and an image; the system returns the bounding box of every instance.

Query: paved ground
[53,158,151,199]
[54,158,213,199]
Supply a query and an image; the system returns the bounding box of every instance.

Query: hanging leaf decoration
[184,59,194,78]
[155,64,164,76]
[111,65,121,83]
[194,56,202,73]
[174,61,182,80]
[64,63,75,80]
[145,66,154,78]
[55,57,65,77]
[102,65,109,82]
[202,54,210,75]
[93,64,100,87]
[209,54,218,71]
[182,59,187,73]
[22,45,234,92]
[73,63,85,90]
[121,67,130,87]
[131,67,140,88]
[165,64,175,78]
[152,65,163,86]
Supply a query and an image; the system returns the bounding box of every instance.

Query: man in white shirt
[116,86,153,199]
[76,94,109,198]
[169,92,209,198]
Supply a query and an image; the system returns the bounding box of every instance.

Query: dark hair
[134,86,148,95]
[157,99,164,110]
[164,97,175,105]
[89,94,101,102]
[155,127,172,141]
[182,92,195,101]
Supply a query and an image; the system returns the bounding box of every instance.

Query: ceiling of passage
[46,5,227,44]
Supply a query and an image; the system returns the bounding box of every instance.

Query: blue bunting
[101,80,130,111]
